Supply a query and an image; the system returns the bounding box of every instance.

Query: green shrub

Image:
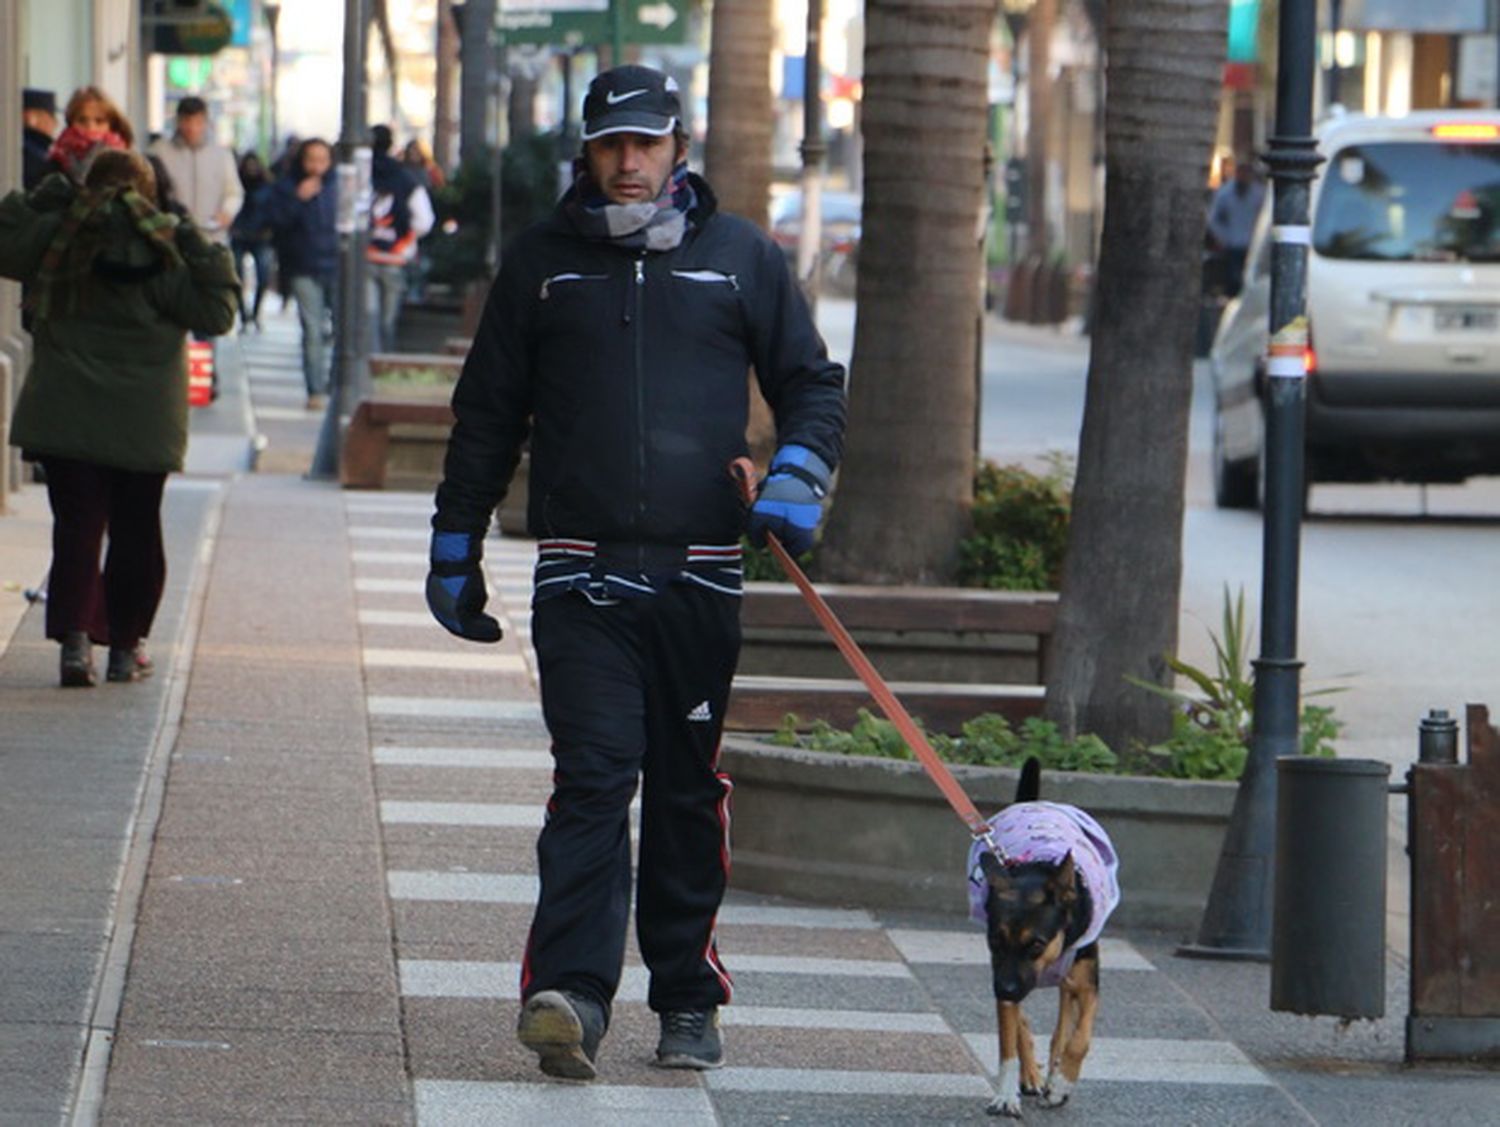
[957,457,1072,590]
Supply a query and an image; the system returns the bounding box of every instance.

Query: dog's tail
[1016,756,1041,803]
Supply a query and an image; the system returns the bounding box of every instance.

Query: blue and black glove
[426,530,503,643]
[747,444,833,557]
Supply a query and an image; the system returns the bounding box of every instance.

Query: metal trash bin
[1271,756,1390,1018]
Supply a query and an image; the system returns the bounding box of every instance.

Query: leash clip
[975,825,1009,866]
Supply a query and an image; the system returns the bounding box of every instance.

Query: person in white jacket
[148,97,242,246]
[366,124,435,351]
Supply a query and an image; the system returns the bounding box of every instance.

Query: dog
[969,758,1120,1118]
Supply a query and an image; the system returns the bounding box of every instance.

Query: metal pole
[309,0,370,481]
[612,0,625,66]
[1182,0,1321,961]
[797,0,827,309]
[1327,0,1342,107]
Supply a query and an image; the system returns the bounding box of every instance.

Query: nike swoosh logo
[605,89,648,105]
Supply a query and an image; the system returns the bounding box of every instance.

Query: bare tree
[815,0,996,584]
[1044,0,1227,750]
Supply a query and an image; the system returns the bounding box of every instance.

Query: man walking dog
[425,64,846,1080]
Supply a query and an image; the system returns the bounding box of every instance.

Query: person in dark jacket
[261,138,337,407]
[22,88,58,191]
[366,124,433,351]
[230,151,275,331]
[426,65,846,1082]
[0,150,238,686]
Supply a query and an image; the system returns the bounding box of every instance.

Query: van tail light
[1430,122,1500,141]
[1305,322,1317,376]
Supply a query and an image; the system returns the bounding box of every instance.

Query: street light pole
[797,0,827,309]
[1184,0,1322,960]
[309,0,370,481]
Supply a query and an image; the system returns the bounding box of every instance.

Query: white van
[1210,110,1500,508]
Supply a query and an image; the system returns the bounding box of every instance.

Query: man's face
[585,132,682,205]
[178,112,209,147]
[302,142,333,179]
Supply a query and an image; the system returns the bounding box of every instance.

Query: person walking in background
[0,150,238,686]
[366,124,434,352]
[22,87,58,191]
[230,151,275,332]
[401,138,445,192]
[1206,159,1266,297]
[148,96,241,245]
[45,86,132,185]
[262,138,337,409]
[425,65,846,1081]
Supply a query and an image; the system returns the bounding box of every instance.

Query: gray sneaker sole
[517,992,596,1081]
[652,1051,724,1071]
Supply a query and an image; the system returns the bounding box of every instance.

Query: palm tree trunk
[815,0,996,584]
[1044,0,1228,750]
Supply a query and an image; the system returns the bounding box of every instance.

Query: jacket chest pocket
[538,272,608,300]
[669,268,747,348]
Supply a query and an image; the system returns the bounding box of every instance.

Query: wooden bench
[727,582,1058,734]
[341,398,455,490]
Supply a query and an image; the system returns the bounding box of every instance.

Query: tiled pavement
[5,307,1495,1124]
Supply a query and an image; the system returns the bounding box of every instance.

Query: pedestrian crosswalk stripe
[367,696,544,722]
[723,1006,951,1033]
[414,1080,715,1126]
[885,929,1155,972]
[353,549,429,565]
[705,1067,992,1097]
[362,647,528,673]
[354,578,421,594]
[732,954,912,978]
[960,1034,1274,1086]
[381,801,541,827]
[358,609,434,626]
[373,747,552,769]
[717,904,878,930]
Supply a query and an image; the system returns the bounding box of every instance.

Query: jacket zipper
[539,272,607,300]
[633,254,647,569]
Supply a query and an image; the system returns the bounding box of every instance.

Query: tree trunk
[814,0,995,585]
[1044,0,1227,751]
[705,0,776,465]
[1025,0,1055,260]
[434,0,459,170]
[705,0,773,229]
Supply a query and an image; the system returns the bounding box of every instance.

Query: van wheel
[1213,413,1258,509]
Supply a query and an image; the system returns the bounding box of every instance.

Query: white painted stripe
[366,696,543,722]
[389,871,539,902]
[355,578,421,594]
[373,747,552,769]
[886,930,1154,971]
[254,406,316,421]
[1266,354,1307,378]
[706,1068,991,1098]
[348,525,429,540]
[352,549,428,565]
[415,1080,715,1126]
[732,954,910,979]
[961,1034,1273,1086]
[1272,224,1312,245]
[723,1007,950,1034]
[380,802,540,828]
[359,609,435,626]
[717,905,878,931]
[362,647,528,673]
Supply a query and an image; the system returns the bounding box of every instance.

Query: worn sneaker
[59,632,96,688]
[517,990,606,1081]
[653,1008,724,1070]
[106,645,154,683]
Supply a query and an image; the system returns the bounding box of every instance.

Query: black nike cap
[581,65,681,142]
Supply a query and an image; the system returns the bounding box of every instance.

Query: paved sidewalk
[0,307,1493,1125]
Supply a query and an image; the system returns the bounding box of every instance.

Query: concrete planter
[721,739,1236,934]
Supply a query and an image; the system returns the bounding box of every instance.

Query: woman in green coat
[0,149,238,686]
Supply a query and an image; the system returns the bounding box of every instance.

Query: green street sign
[497,0,686,47]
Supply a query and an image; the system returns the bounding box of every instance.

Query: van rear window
[1313,141,1500,262]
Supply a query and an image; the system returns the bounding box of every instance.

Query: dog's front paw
[987,1093,1025,1118]
[1040,1073,1072,1108]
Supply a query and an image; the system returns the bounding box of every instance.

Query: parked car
[768,187,862,295]
[1210,110,1500,508]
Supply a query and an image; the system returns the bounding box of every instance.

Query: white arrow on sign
[638,2,677,29]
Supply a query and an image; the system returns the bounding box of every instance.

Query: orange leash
[731,458,1003,853]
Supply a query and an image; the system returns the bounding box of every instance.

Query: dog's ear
[1049,851,1079,905]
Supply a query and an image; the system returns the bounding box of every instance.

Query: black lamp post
[1183,0,1322,961]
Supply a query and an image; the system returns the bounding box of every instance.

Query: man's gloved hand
[747,444,832,557]
[426,530,503,643]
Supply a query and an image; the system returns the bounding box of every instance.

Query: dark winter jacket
[263,173,338,280]
[22,126,52,191]
[433,174,847,550]
[0,176,239,473]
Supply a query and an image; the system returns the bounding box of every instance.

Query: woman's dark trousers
[40,457,167,650]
